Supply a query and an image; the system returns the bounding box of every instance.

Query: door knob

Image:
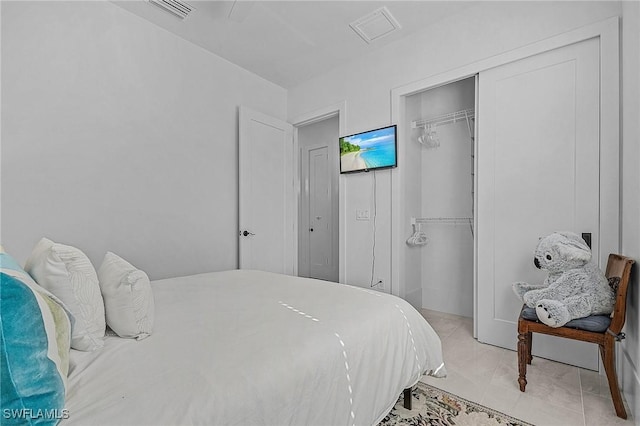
[240,230,255,237]
[310,228,314,232]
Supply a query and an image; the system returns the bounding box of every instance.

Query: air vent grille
[349,7,401,44]
[148,0,194,20]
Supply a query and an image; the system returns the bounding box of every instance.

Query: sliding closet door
[238,106,295,275]
[477,38,600,370]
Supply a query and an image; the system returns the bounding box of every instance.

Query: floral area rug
[378,382,534,426]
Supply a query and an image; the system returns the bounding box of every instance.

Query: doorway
[297,115,339,282]
[403,77,476,317]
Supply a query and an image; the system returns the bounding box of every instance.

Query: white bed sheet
[64,270,445,426]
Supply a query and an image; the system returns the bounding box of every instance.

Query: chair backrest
[605,253,635,335]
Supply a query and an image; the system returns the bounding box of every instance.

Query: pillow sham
[98,252,154,340]
[24,238,105,351]
[1,249,71,425]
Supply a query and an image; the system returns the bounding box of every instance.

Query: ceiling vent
[148,0,194,20]
[349,7,401,44]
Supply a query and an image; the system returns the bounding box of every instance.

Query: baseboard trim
[620,346,640,421]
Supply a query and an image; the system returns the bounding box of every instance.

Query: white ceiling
[112,1,475,89]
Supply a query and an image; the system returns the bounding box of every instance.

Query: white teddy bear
[512,231,614,328]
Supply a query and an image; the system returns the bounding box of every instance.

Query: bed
[2,240,445,426]
[62,270,445,425]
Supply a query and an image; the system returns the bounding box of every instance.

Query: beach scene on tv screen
[340,126,396,172]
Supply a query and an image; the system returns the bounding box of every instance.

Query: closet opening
[403,76,477,320]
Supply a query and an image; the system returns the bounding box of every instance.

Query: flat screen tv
[339,125,397,174]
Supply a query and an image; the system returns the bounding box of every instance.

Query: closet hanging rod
[411,216,473,225]
[411,108,475,129]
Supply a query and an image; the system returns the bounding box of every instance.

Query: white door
[303,145,338,281]
[477,38,600,369]
[239,106,295,275]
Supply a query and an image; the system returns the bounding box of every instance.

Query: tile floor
[418,309,635,426]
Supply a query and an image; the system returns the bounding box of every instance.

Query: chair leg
[600,339,627,419]
[517,331,529,391]
[525,331,532,364]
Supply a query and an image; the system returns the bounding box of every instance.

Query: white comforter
[64,270,445,426]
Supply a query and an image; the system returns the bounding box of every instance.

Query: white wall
[288,1,621,292]
[402,93,423,306]
[620,1,640,421]
[0,1,287,279]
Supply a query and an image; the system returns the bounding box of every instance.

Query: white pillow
[98,252,154,340]
[24,237,105,351]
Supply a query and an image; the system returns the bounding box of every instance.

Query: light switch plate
[356,209,370,220]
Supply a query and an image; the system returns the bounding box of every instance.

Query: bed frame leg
[403,387,412,410]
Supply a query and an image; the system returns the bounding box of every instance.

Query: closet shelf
[411,108,475,129]
[411,216,473,225]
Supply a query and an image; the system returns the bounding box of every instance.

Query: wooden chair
[517,253,635,419]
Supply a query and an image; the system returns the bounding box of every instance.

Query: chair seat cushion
[521,307,611,332]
